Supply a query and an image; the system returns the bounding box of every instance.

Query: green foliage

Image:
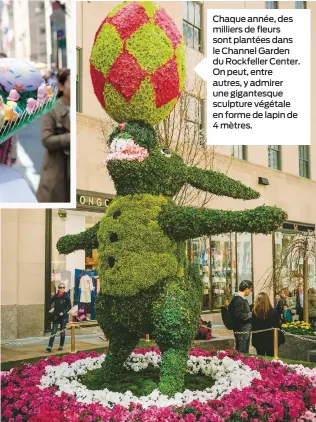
[56,222,100,255]
[98,194,178,296]
[103,78,178,125]
[126,23,174,73]
[138,1,158,17]
[95,284,161,381]
[90,23,122,76]
[107,148,187,197]
[281,320,316,336]
[152,266,202,351]
[80,366,215,396]
[108,120,157,151]
[175,42,186,91]
[159,204,288,241]
[158,348,189,396]
[187,166,260,200]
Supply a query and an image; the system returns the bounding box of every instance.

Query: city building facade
[1,1,316,339]
[0,0,71,68]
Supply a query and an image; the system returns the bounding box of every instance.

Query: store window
[268,145,281,170]
[299,145,310,179]
[274,229,316,298]
[183,1,202,52]
[265,1,278,8]
[231,146,247,160]
[76,47,82,113]
[237,233,253,305]
[51,209,103,322]
[190,237,211,310]
[189,233,253,311]
[211,233,236,309]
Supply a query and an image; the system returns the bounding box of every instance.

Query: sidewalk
[1,333,109,363]
[1,325,236,364]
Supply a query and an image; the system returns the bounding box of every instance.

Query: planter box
[279,333,316,362]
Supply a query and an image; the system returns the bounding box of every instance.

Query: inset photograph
[0,0,72,204]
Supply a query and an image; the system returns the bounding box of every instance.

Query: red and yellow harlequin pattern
[90,1,185,125]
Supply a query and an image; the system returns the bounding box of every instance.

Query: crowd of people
[275,284,316,325]
[228,280,316,357]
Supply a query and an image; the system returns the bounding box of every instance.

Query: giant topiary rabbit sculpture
[57,122,287,395]
[57,1,287,396]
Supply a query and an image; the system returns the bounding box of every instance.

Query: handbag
[48,311,57,323]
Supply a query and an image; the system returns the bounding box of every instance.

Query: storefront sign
[76,191,114,212]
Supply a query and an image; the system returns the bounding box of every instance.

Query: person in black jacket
[228,280,253,353]
[296,283,304,321]
[275,293,283,319]
[252,292,285,357]
[46,283,71,352]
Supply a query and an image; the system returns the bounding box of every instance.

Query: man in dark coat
[296,283,304,321]
[228,280,253,353]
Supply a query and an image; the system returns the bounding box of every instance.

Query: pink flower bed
[1,349,316,422]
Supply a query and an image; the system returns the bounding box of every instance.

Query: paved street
[13,117,44,195]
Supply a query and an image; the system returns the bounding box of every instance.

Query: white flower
[38,352,262,409]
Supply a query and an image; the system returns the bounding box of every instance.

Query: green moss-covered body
[98,195,179,296]
[95,194,203,394]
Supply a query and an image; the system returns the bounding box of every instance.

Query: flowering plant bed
[195,318,212,340]
[281,320,316,336]
[1,348,316,422]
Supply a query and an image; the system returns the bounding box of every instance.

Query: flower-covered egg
[0,58,43,93]
[90,1,185,125]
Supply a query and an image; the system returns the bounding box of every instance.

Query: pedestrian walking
[228,280,252,353]
[37,68,70,202]
[252,292,285,357]
[46,283,71,352]
[296,283,304,321]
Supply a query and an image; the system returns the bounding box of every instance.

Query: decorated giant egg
[0,58,43,93]
[90,1,185,125]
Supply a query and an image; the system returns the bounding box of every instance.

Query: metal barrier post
[70,324,76,353]
[273,328,279,359]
